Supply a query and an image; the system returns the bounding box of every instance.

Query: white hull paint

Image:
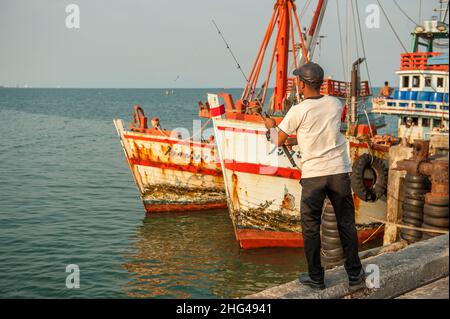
[213,117,387,238]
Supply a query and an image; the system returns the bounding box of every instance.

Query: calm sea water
[0,88,395,298]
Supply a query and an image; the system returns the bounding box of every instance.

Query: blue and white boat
[372,19,449,141]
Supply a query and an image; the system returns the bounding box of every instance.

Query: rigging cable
[352,0,375,138]
[354,0,373,90]
[336,0,346,80]
[442,0,449,23]
[419,0,422,24]
[393,0,419,25]
[376,0,442,95]
[351,0,361,60]
[376,0,409,53]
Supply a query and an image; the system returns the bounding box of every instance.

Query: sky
[0,0,445,88]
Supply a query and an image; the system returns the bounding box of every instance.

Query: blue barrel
[431,92,444,102]
[417,91,431,101]
[407,91,418,100]
[400,91,409,100]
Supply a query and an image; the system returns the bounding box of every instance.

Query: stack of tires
[422,194,449,240]
[400,173,431,243]
[321,201,344,268]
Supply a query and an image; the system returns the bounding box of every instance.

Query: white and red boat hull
[114,119,226,213]
[213,117,388,249]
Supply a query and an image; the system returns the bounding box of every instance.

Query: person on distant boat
[264,62,365,290]
[380,81,394,98]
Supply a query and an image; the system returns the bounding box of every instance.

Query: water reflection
[122,209,308,298]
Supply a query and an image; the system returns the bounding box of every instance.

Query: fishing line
[211,19,249,83]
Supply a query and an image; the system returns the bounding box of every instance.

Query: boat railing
[320,79,371,98]
[400,52,448,71]
[372,97,449,116]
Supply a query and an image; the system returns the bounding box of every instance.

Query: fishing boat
[208,0,395,249]
[113,105,226,213]
[372,19,449,141]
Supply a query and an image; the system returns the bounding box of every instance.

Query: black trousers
[300,172,362,281]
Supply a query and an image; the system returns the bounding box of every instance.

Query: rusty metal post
[395,139,449,241]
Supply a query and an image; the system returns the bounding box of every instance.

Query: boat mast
[238,0,326,114]
[300,0,328,64]
[274,1,292,113]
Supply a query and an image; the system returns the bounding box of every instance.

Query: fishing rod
[257,111,300,170]
[211,19,249,82]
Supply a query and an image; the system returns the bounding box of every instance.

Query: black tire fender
[321,236,342,246]
[402,203,424,213]
[407,182,432,190]
[405,174,431,184]
[351,154,388,202]
[321,227,340,238]
[403,198,425,208]
[402,217,424,227]
[425,195,449,207]
[423,215,449,228]
[423,204,449,218]
[321,241,341,250]
[400,228,423,238]
[402,210,424,221]
[321,246,343,255]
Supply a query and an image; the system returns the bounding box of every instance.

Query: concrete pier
[396,277,449,299]
[246,234,449,299]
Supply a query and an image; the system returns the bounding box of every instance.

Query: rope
[362,223,385,244]
[368,216,449,234]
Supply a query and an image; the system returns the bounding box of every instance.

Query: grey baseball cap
[293,62,324,86]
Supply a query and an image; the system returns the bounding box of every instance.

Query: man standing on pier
[264,62,365,289]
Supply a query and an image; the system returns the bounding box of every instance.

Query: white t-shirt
[278,95,352,179]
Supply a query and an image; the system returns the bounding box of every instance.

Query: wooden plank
[383,142,413,245]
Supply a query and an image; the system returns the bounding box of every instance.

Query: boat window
[412,76,420,88]
[402,76,410,88]
[437,77,444,88]
[414,103,423,109]
[412,117,419,125]
[422,118,430,127]
[433,119,442,128]
[425,77,432,87]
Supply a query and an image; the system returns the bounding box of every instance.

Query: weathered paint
[144,201,227,213]
[114,119,226,213]
[213,116,389,249]
[237,227,384,249]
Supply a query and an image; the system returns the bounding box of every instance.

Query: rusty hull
[113,119,226,213]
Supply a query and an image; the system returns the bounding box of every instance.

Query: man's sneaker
[348,269,366,287]
[299,273,325,290]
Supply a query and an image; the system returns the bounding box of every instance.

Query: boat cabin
[372,19,449,140]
